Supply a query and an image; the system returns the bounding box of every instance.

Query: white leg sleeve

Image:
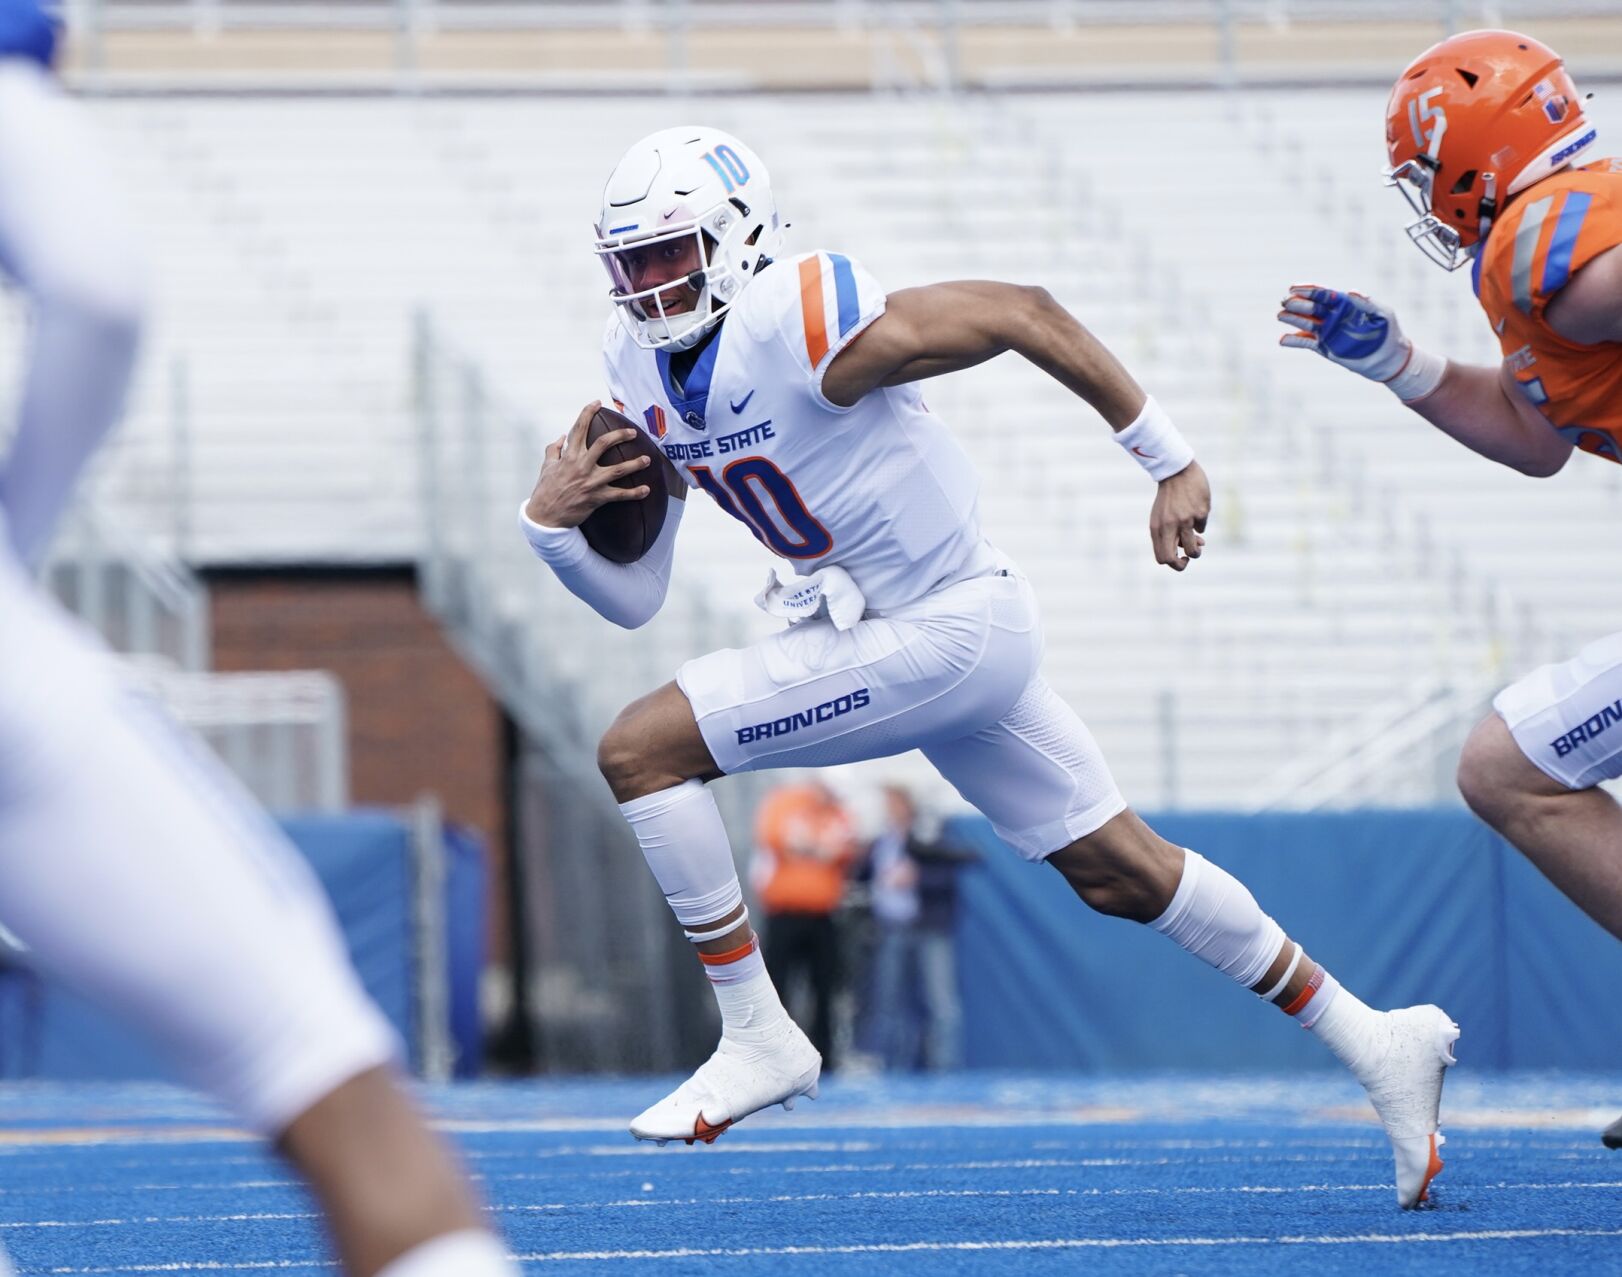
[375,1230,517,1277]
[1149,849,1287,990]
[0,581,397,1134]
[618,779,742,932]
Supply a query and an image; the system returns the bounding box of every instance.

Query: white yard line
[12,1180,1622,1231]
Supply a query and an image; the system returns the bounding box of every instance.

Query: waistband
[867,540,1018,619]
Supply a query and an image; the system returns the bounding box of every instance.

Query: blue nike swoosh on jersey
[730,391,755,414]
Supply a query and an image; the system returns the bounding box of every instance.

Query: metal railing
[65,1,1621,33]
[60,2,1621,93]
[1244,679,1493,810]
[147,667,350,812]
[1008,94,1500,807]
[42,502,350,813]
[43,505,210,671]
[1219,99,1567,808]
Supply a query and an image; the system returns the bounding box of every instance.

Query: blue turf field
[2,1073,1620,1274]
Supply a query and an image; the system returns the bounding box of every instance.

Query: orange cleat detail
[685,1114,734,1146]
[1416,1133,1445,1203]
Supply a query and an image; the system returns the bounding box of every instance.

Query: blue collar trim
[657,328,722,431]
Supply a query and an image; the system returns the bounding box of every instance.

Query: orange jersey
[1475,159,1622,464]
[752,783,856,916]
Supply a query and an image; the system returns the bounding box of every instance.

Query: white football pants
[0,547,396,1135]
[679,565,1127,859]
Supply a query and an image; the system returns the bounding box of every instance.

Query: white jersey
[603,250,995,613]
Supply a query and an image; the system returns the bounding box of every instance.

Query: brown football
[579,405,669,564]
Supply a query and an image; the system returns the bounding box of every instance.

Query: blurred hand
[1150,459,1209,572]
[523,400,651,528]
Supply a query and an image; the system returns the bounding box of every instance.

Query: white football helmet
[595,126,784,351]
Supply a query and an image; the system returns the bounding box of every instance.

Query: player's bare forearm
[823,281,1146,427]
[1410,361,1572,477]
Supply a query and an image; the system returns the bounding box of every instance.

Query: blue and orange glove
[1277,284,1445,403]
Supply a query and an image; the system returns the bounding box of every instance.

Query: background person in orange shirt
[752,780,859,1070]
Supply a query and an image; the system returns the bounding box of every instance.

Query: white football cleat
[630,1020,821,1146]
[1355,1004,1459,1208]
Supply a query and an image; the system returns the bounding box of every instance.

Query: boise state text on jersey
[602,250,995,614]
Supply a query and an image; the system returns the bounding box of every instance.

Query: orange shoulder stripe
[798,255,829,368]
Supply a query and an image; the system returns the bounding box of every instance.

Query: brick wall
[204,567,512,967]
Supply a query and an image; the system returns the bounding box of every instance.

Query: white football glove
[1277,284,1445,403]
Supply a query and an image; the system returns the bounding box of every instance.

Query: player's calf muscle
[1047,812,1184,922]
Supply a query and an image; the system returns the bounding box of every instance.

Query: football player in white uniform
[524,126,1459,1207]
[0,9,514,1274]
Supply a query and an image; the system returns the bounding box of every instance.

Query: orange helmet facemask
[1384,29,1598,270]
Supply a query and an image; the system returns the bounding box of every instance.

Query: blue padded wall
[954,810,1622,1071]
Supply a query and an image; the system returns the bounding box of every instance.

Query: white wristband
[1113,395,1195,482]
[1384,344,1446,404]
[519,503,590,567]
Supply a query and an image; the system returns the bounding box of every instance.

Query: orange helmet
[1384,29,1598,269]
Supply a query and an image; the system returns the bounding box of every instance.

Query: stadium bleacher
[41,85,1615,807]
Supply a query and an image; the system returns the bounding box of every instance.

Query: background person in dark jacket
[864,785,979,1071]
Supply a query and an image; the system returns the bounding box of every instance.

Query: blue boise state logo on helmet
[0,0,59,69]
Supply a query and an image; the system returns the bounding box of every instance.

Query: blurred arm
[0,63,146,568]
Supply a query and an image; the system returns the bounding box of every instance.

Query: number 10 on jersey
[689,458,833,559]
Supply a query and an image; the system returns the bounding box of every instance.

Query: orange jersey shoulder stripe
[798,255,829,368]
[1478,161,1622,463]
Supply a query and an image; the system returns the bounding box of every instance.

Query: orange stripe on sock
[1282,966,1325,1017]
[798,255,828,368]
[698,937,757,967]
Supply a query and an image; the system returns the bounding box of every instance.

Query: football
[579,405,669,564]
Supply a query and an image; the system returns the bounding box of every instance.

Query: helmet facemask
[1384,156,1494,271]
[597,196,774,352]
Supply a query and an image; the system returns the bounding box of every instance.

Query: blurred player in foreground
[0,7,516,1273]
[1279,29,1622,1149]
[522,125,1459,1208]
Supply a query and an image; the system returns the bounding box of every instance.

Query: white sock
[1296,970,1391,1078]
[375,1229,516,1277]
[619,782,789,1041]
[702,936,791,1048]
